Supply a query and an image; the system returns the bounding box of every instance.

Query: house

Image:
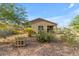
[30,18,57,33]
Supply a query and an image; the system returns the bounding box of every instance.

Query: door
[47,26,53,33]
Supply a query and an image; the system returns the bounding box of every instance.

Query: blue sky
[19,3,79,27]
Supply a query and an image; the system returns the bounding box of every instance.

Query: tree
[23,21,31,27]
[70,15,79,32]
[0,3,28,25]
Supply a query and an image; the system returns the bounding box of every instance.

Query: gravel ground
[0,37,79,56]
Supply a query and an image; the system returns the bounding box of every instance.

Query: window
[38,26,44,31]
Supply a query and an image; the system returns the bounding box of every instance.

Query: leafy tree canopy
[70,15,79,32]
[0,3,28,25]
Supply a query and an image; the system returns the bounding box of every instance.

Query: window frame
[38,26,44,31]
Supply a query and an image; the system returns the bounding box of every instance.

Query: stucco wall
[31,21,57,33]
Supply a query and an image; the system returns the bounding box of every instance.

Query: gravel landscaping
[0,37,79,56]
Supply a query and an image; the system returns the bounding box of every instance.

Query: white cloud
[44,16,70,27]
[29,8,79,27]
[68,3,75,8]
[73,9,79,15]
[45,8,79,27]
[44,8,79,27]
[67,8,79,18]
[52,16,64,20]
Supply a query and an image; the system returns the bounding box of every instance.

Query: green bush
[36,31,54,43]
[12,30,20,34]
[24,27,34,37]
[61,28,77,45]
[0,22,8,31]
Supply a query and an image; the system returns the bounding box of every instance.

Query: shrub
[36,31,54,43]
[12,30,20,34]
[0,28,15,38]
[24,27,34,37]
[0,22,8,31]
[12,28,24,34]
[61,28,77,45]
[13,24,20,28]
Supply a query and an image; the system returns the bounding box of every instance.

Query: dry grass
[0,36,79,56]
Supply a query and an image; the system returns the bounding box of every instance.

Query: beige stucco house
[30,18,57,33]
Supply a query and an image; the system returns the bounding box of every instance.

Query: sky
[19,3,79,27]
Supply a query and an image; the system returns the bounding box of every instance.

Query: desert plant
[46,33,54,42]
[61,28,77,45]
[24,27,34,37]
[0,22,8,31]
[12,28,24,34]
[36,31,54,43]
[12,30,20,34]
